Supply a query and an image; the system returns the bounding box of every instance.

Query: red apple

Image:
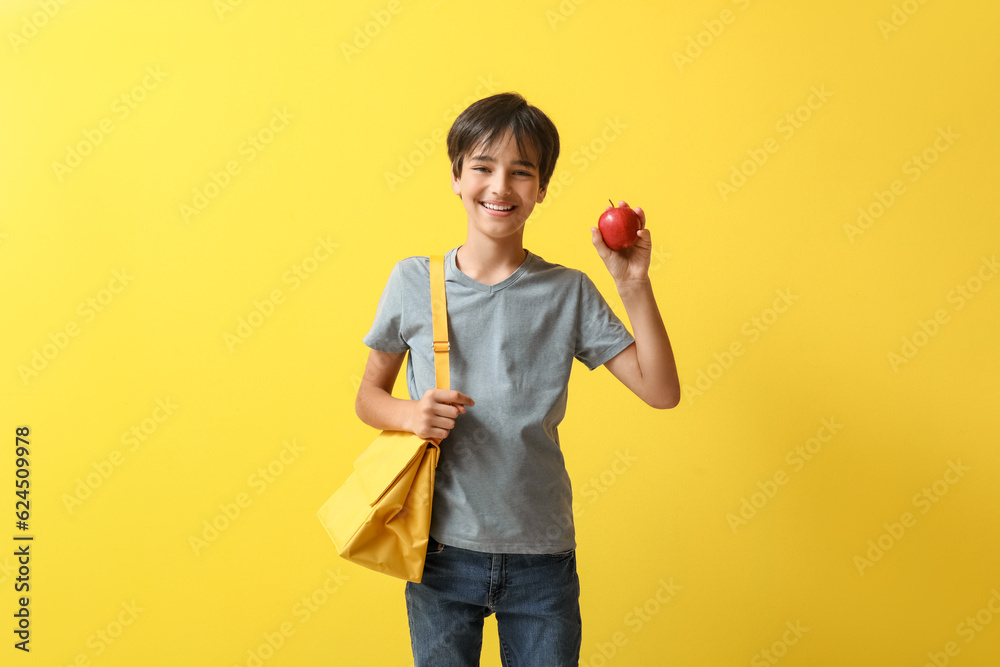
[598,200,643,250]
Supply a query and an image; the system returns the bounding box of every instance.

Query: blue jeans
[405,536,582,666]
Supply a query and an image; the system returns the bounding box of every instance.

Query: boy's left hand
[591,201,651,285]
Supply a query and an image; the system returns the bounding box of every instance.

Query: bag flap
[354,430,438,507]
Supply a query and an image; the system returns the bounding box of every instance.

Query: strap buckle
[433,341,450,353]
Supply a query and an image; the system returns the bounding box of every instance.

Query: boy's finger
[591,227,610,254]
[449,390,475,406]
[433,389,472,406]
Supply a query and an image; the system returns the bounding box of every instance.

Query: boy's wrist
[615,276,652,298]
[400,399,417,435]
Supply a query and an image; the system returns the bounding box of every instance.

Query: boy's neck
[454,235,527,286]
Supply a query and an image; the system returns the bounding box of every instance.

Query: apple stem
[608,198,614,207]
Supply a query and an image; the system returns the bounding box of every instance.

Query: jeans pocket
[541,548,575,560]
[426,536,446,554]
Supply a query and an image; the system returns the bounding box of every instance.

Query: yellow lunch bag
[316,255,449,582]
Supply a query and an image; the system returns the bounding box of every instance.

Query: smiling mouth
[481,201,516,212]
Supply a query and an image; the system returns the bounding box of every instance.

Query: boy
[356,92,679,666]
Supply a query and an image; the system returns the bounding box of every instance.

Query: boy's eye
[470,165,533,177]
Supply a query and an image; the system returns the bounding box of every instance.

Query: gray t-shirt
[363,247,635,553]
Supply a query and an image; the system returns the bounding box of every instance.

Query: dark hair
[447,92,560,191]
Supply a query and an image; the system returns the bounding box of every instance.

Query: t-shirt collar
[446,246,534,294]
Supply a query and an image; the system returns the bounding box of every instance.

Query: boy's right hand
[408,389,475,442]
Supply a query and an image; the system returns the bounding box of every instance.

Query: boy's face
[451,130,547,244]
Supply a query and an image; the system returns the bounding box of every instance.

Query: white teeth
[482,202,514,211]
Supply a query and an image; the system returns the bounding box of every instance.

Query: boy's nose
[490,174,512,194]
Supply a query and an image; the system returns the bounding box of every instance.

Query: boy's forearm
[355,383,414,433]
[617,277,680,408]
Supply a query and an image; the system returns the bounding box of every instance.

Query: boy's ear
[536,185,547,204]
[451,170,462,196]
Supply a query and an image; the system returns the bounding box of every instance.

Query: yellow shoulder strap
[429,255,449,390]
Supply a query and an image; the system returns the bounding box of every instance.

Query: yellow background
[2,0,999,665]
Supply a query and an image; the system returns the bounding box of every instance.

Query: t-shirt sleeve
[362,262,410,353]
[575,272,635,370]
